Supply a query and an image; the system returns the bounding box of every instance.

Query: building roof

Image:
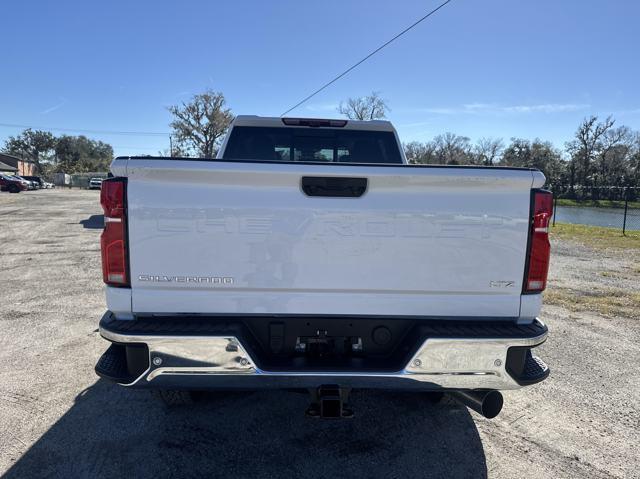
[0,152,35,163]
[0,160,18,172]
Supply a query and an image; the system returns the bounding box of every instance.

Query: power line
[0,122,169,137]
[280,0,455,117]
[0,123,170,152]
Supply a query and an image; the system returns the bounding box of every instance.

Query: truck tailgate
[118,159,543,318]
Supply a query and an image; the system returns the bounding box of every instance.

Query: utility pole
[169,135,173,157]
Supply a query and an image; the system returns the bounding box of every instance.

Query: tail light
[100,178,129,287]
[524,190,553,293]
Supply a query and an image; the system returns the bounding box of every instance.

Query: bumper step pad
[95,343,137,384]
[519,351,550,385]
[99,311,547,339]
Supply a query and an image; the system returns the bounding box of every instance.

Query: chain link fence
[71,173,109,188]
[551,186,639,234]
[57,173,109,188]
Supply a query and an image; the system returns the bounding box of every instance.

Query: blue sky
[1,0,639,157]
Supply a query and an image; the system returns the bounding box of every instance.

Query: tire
[9,185,20,193]
[152,389,195,407]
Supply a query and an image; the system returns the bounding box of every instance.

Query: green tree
[54,135,113,173]
[168,89,234,158]
[3,129,56,172]
[502,138,565,188]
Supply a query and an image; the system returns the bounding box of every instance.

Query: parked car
[9,174,31,190]
[89,177,103,189]
[21,176,46,189]
[0,174,28,193]
[96,115,552,419]
[13,175,37,190]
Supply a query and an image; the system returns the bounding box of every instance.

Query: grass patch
[545,287,640,320]
[556,198,640,209]
[550,222,640,249]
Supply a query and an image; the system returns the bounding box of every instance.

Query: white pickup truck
[96,115,552,418]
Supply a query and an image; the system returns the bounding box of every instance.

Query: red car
[0,174,28,193]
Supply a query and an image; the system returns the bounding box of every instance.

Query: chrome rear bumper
[97,314,549,391]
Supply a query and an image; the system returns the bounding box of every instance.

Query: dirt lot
[0,189,638,479]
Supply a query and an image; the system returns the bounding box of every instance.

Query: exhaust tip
[480,390,503,419]
[448,390,504,419]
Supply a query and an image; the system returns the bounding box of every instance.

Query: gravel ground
[0,189,638,479]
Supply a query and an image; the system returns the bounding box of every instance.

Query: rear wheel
[152,389,195,407]
[9,184,20,193]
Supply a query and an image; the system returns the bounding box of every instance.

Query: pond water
[554,206,640,230]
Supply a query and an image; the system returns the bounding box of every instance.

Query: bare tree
[404,141,436,164]
[168,90,234,158]
[631,132,640,187]
[565,115,615,187]
[392,116,640,196]
[474,137,504,165]
[432,132,473,165]
[337,92,389,120]
[595,126,632,187]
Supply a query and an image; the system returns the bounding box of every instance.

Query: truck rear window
[222,126,403,164]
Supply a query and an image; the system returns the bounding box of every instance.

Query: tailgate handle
[301,176,367,198]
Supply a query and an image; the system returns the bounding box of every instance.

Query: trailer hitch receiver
[306,385,353,419]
